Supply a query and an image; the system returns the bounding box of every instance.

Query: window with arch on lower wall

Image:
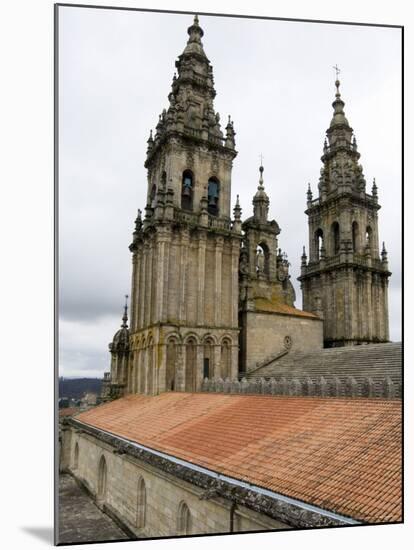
[166,337,178,391]
[207,177,219,216]
[177,501,192,535]
[203,338,214,380]
[97,455,107,500]
[221,339,231,380]
[136,476,146,529]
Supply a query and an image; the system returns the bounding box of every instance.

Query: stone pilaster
[214,237,224,326]
[180,229,190,323]
[197,232,207,326]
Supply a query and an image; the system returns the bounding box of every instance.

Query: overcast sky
[58,7,402,378]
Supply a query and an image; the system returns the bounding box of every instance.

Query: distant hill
[59,377,102,400]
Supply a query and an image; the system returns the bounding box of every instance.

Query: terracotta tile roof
[253,298,319,318]
[76,393,401,524]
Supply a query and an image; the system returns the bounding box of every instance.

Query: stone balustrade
[200,375,400,399]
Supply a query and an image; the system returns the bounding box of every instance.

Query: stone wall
[242,311,323,372]
[64,428,289,538]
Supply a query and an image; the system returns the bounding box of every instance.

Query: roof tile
[76,393,401,523]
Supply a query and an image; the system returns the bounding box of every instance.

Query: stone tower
[127,16,241,395]
[101,297,130,401]
[238,166,320,373]
[298,79,391,347]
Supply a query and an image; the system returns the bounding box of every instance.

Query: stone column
[130,252,138,331]
[145,243,153,327]
[139,245,147,330]
[180,229,190,323]
[366,271,373,340]
[231,338,239,380]
[197,231,207,326]
[231,239,240,327]
[383,278,390,341]
[162,231,171,323]
[196,343,204,390]
[157,340,167,394]
[215,237,224,326]
[175,343,185,391]
[213,343,221,378]
[156,235,166,323]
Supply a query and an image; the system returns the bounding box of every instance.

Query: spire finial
[187,13,204,40]
[333,64,341,95]
[258,162,264,188]
[121,295,129,328]
[233,194,242,221]
[307,183,313,202]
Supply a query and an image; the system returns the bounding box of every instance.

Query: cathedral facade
[105,15,390,400]
[60,16,401,542]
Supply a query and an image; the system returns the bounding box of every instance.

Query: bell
[183,186,191,197]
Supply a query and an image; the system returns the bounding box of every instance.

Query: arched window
[203,337,214,380]
[331,222,340,255]
[136,477,146,529]
[166,337,178,391]
[207,177,219,216]
[314,229,324,261]
[366,226,372,249]
[181,170,193,211]
[185,338,197,392]
[256,243,270,276]
[221,339,231,380]
[97,455,107,500]
[177,501,192,535]
[73,442,79,470]
[352,221,359,253]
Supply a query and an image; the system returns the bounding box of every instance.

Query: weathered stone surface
[58,473,129,544]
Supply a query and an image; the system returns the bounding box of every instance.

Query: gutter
[70,418,360,527]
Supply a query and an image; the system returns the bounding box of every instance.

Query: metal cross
[333,64,341,79]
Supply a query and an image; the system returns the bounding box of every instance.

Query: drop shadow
[21,526,54,544]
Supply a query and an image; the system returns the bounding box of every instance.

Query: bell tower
[128,16,241,395]
[298,78,391,347]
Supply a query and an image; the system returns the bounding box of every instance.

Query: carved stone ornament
[284,335,292,350]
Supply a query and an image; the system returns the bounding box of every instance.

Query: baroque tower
[298,79,391,347]
[127,16,241,394]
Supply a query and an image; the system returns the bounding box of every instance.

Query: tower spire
[253,164,269,222]
[329,76,350,129]
[299,74,391,347]
[121,295,129,328]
